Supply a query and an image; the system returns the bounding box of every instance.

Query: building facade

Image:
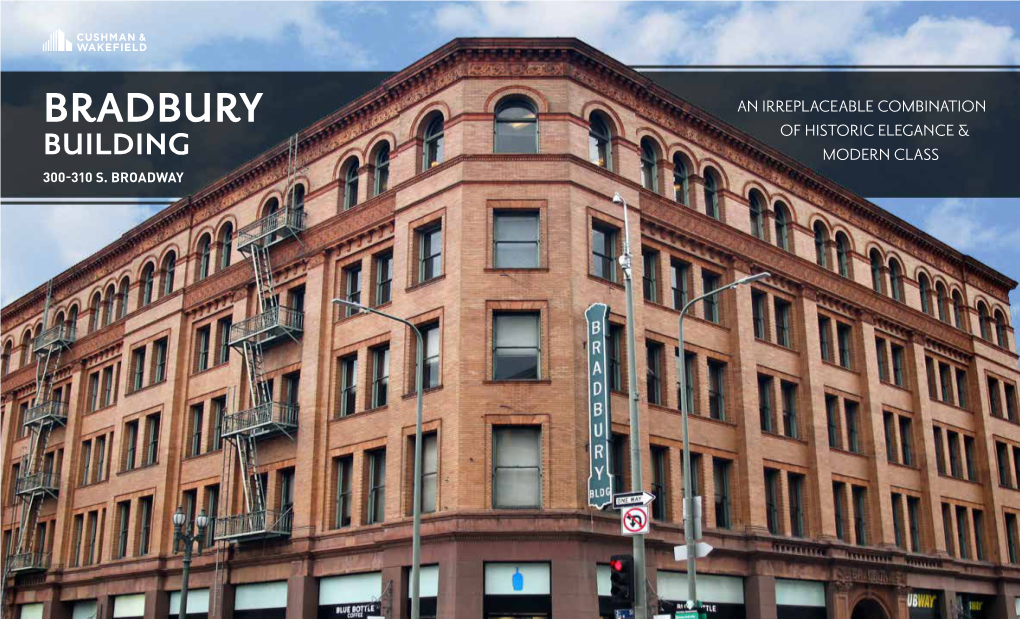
[2,38,1019,619]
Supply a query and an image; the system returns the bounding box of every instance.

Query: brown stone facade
[2,38,1019,619]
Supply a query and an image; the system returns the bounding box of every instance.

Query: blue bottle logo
[512,567,524,592]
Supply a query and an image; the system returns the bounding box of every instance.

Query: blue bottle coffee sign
[586,303,613,508]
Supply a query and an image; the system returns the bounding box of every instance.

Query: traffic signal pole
[615,192,647,619]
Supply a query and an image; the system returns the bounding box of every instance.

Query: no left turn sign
[621,505,649,536]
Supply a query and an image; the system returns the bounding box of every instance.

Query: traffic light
[609,554,635,604]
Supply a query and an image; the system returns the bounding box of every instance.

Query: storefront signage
[323,603,381,619]
[585,303,613,508]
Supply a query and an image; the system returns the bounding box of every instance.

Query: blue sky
[1,1,1019,318]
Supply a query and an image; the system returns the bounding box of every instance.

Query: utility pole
[613,192,646,619]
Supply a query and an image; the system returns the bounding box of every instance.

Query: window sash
[494,212,540,269]
[493,427,541,508]
[375,254,393,305]
[371,347,389,408]
[419,227,443,282]
[335,457,352,528]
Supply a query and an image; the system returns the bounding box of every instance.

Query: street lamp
[173,507,209,619]
[331,298,427,619]
[675,271,769,608]
[611,192,648,618]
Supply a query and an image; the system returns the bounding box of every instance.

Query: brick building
[2,38,1019,619]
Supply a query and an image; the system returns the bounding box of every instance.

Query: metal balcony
[228,305,304,349]
[236,208,305,252]
[24,400,68,427]
[220,402,298,440]
[15,472,59,499]
[33,323,76,353]
[213,509,292,543]
[7,552,50,574]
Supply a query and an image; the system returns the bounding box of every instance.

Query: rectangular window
[145,414,160,465]
[677,350,696,414]
[707,360,726,421]
[682,452,702,499]
[153,337,168,384]
[752,290,767,340]
[211,396,225,451]
[88,372,100,412]
[789,473,805,537]
[94,435,106,483]
[117,501,130,559]
[367,449,386,524]
[84,511,98,566]
[278,469,295,516]
[333,456,353,529]
[774,299,792,348]
[1007,383,1019,421]
[608,325,623,391]
[217,317,232,365]
[852,486,868,546]
[964,436,976,481]
[942,503,955,556]
[939,362,954,405]
[371,344,390,408]
[900,417,914,467]
[956,369,968,409]
[283,371,300,406]
[758,374,774,433]
[948,431,961,478]
[131,348,145,391]
[591,222,617,283]
[926,358,938,400]
[891,493,905,549]
[421,433,438,514]
[493,426,541,508]
[137,496,152,556]
[973,509,985,560]
[833,482,847,542]
[837,322,853,369]
[642,249,658,302]
[908,496,921,552]
[883,413,897,463]
[650,446,667,520]
[204,485,219,549]
[646,341,662,406]
[189,404,204,457]
[1014,447,1020,491]
[80,440,92,486]
[418,223,443,283]
[876,338,889,382]
[845,401,860,453]
[609,434,626,497]
[494,211,540,269]
[343,263,362,316]
[956,506,970,559]
[781,381,798,439]
[101,367,115,407]
[71,515,84,567]
[818,317,832,363]
[418,322,441,389]
[826,395,840,449]
[764,468,780,534]
[671,258,690,310]
[124,420,138,471]
[1007,513,1019,564]
[934,427,947,475]
[702,270,721,324]
[493,312,540,380]
[997,442,1011,487]
[196,325,211,371]
[989,377,1003,418]
[374,251,393,306]
[891,344,905,387]
[338,354,358,417]
[713,459,732,529]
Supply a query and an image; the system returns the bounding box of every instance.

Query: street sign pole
[614,192,647,619]
[586,303,614,509]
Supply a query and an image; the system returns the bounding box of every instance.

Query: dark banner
[1,71,1018,198]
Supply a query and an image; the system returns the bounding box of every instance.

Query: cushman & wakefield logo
[43,29,147,52]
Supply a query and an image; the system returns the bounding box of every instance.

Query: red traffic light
[610,559,624,571]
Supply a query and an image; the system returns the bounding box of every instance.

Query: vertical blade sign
[586,302,613,508]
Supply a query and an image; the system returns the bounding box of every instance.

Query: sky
[1,1,1019,320]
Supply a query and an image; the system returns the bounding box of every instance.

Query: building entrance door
[851,598,889,619]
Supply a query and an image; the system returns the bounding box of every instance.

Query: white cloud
[1,1,369,69]
[920,198,1020,253]
[853,16,1020,65]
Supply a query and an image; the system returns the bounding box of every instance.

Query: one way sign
[673,542,714,561]
[613,491,655,509]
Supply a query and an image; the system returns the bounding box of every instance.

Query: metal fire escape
[2,282,74,617]
[213,135,305,545]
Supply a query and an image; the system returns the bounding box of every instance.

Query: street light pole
[332,299,425,619]
[675,271,769,606]
[612,192,647,618]
[172,506,209,619]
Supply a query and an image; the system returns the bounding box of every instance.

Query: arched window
[673,155,689,206]
[219,223,233,271]
[888,259,903,302]
[197,234,212,281]
[117,277,130,319]
[343,159,360,211]
[89,292,102,333]
[102,284,116,327]
[20,331,32,367]
[373,143,390,197]
[918,274,932,315]
[263,197,281,244]
[935,283,949,323]
[869,249,884,294]
[640,138,658,192]
[952,290,964,329]
[773,202,791,252]
[494,97,538,154]
[68,305,79,331]
[814,223,829,269]
[422,114,445,169]
[978,302,992,341]
[54,311,66,330]
[588,112,612,170]
[2,340,11,377]
[287,184,306,214]
[995,309,1009,348]
[703,167,720,219]
[161,251,177,298]
[141,262,155,306]
[749,191,765,240]
[835,233,851,278]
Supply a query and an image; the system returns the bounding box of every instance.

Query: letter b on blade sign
[586,303,613,508]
